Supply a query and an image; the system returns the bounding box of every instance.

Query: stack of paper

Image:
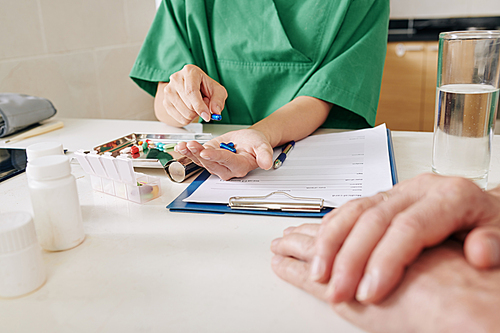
[183,124,394,209]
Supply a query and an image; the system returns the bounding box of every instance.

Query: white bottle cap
[26,142,64,161]
[26,155,71,181]
[0,212,46,297]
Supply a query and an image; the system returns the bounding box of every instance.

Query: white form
[184,124,393,208]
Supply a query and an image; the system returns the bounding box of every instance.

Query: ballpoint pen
[273,141,295,169]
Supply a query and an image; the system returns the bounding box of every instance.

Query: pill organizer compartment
[74,151,161,204]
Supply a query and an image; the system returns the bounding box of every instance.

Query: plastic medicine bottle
[26,155,85,251]
[0,212,46,297]
[26,141,64,161]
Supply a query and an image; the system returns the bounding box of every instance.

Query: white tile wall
[0,0,156,120]
[94,46,154,120]
[0,0,46,59]
[40,0,128,53]
[0,52,101,118]
[126,0,158,43]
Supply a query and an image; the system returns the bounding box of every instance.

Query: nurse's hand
[174,129,274,180]
[155,65,227,127]
[308,173,500,305]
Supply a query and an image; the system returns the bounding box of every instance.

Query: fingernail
[487,236,500,265]
[356,271,377,302]
[272,255,284,265]
[201,112,210,122]
[200,152,211,160]
[186,144,198,153]
[326,279,336,302]
[310,256,324,281]
[271,238,281,251]
[283,226,295,235]
[216,105,222,113]
[178,148,187,154]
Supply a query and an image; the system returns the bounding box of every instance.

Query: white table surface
[1,118,500,333]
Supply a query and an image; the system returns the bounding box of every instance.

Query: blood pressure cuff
[0,93,57,137]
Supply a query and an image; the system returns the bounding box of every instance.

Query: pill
[211,114,222,121]
[220,142,236,153]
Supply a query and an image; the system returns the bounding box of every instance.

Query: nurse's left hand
[174,129,274,180]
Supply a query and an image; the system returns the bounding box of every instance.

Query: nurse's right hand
[155,64,228,127]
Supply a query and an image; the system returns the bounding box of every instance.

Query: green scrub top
[130,0,389,129]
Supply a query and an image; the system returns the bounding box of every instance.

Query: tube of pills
[165,156,203,182]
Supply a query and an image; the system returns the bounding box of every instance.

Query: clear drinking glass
[432,31,500,189]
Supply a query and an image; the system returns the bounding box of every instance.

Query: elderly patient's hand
[307,173,500,304]
[271,223,500,333]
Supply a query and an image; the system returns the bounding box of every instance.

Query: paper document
[184,124,393,208]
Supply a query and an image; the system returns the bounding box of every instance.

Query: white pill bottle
[27,155,85,251]
[0,212,46,297]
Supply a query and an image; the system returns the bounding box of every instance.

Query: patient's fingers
[326,190,415,303]
[283,223,321,237]
[271,232,316,262]
[309,195,385,284]
[271,255,328,302]
[464,225,500,269]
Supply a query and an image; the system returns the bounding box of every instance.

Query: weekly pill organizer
[75,150,162,204]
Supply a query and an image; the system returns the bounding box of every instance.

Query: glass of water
[432,31,500,189]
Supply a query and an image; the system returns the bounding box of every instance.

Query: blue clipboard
[167,129,398,218]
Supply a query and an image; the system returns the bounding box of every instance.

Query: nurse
[130,0,390,180]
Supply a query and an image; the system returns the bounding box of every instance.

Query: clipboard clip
[228,191,324,212]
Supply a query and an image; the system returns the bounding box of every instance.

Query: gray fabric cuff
[0,93,57,137]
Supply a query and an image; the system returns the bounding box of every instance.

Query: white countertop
[1,118,499,333]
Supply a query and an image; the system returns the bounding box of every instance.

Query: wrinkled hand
[271,223,500,333]
[174,129,273,180]
[307,173,500,304]
[163,64,227,125]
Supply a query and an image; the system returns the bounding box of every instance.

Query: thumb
[254,143,273,170]
[464,225,500,269]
